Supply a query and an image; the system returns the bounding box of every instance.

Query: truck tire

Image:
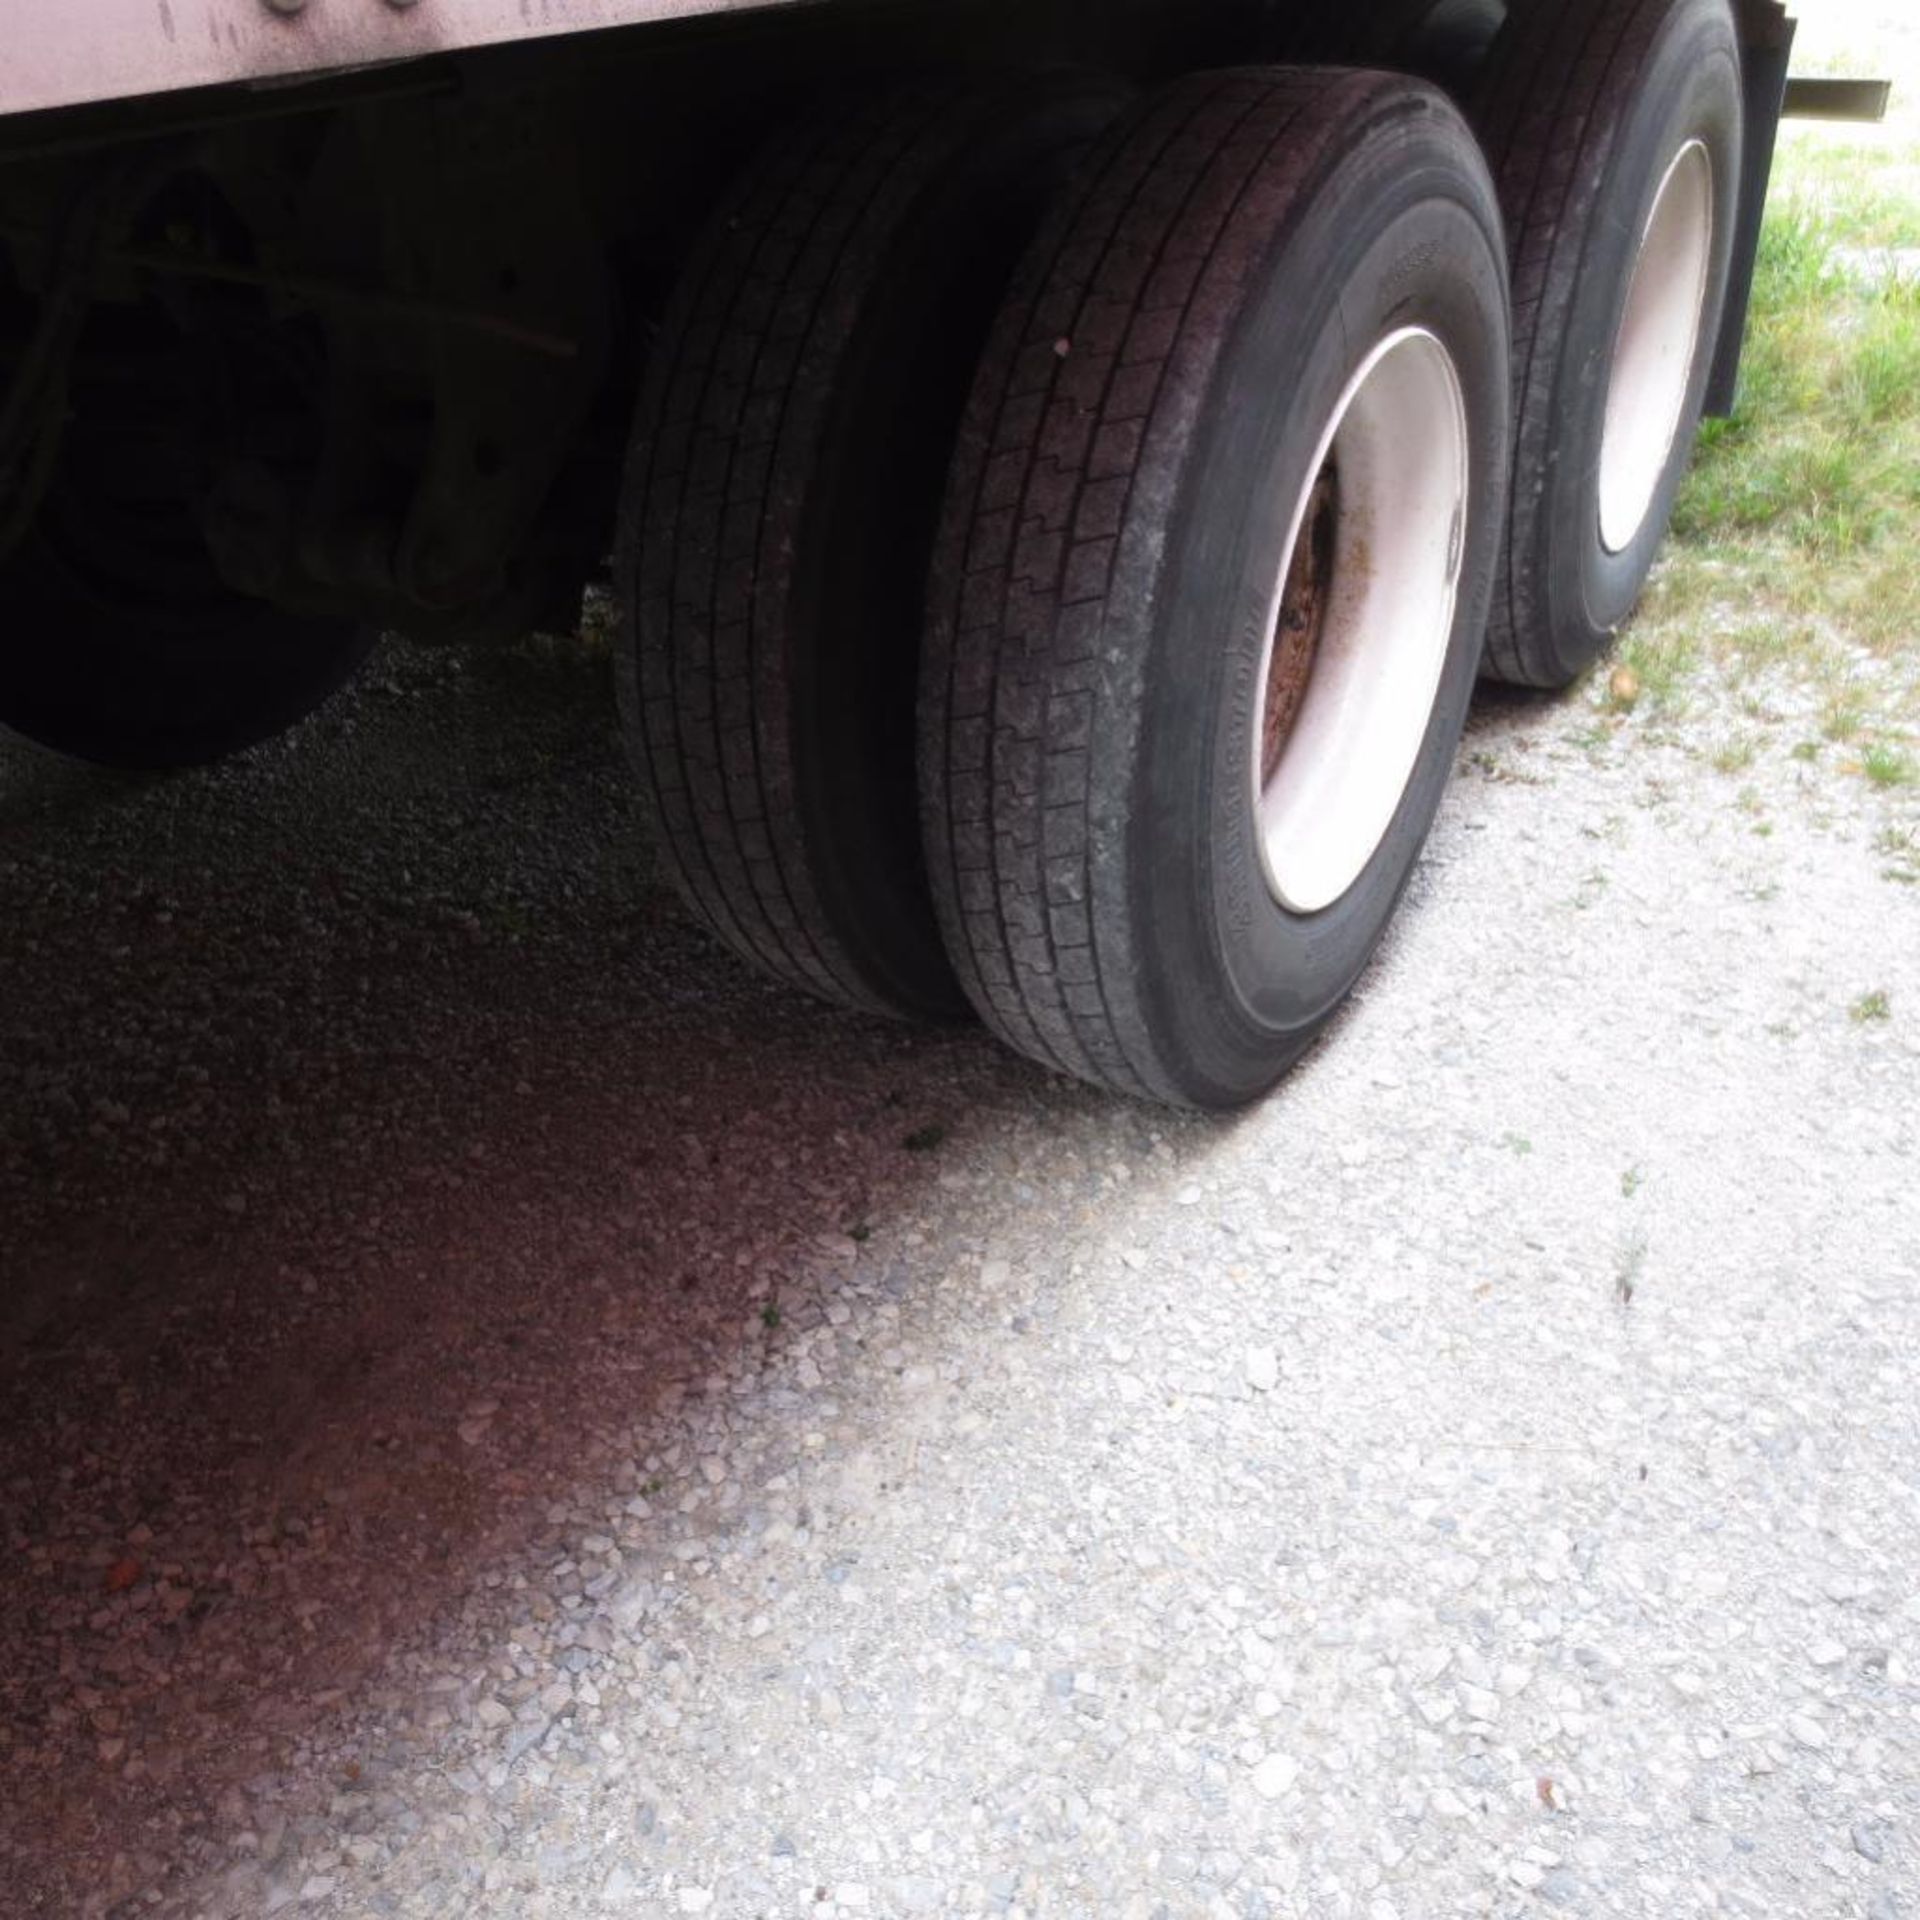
[919,68,1510,1109]
[1474,0,1742,688]
[0,328,371,769]
[618,72,1126,1021]
[0,535,368,768]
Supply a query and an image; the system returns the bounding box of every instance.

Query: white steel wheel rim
[1251,327,1469,916]
[1598,140,1715,555]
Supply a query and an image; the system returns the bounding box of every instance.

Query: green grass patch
[1611,620,1700,712]
[1879,824,1920,884]
[1623,132,1920,747]
[1821,681,1869,742]
[1863,741,1915,786]
[1673,219,1920,574]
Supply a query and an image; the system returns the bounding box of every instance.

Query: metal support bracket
[1781,77,1892,125]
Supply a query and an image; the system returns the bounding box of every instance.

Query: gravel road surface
[2,629,1916,1920]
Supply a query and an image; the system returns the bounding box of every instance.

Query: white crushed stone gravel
[0,629,1915,1920]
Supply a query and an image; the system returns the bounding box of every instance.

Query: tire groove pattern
[923,83,1232,1080]
[927,77,1265,1089]
[921,67,1414,1103]
[620,108,861,988]
[622,88,989,1012]
[997,79,1272,1090]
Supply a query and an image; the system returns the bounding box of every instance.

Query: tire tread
[624,86,1019,1014]
[921,68,1420,1102]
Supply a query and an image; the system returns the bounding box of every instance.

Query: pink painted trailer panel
[1,0,799,118]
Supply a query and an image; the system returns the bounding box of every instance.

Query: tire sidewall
[1541,0,1743,666]
[1133,127,1510,1107]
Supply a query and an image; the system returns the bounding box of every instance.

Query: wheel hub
[1250,327,1470,916]
[1261,463,1338,788]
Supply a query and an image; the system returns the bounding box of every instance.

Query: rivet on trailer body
[262,0,309,14]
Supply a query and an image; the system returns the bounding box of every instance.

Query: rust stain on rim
[1261,461,1337,790]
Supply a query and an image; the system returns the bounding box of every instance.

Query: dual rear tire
[617,74,1127,1020]
[621,0,1745,1107]
[624,66,1511,1106]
